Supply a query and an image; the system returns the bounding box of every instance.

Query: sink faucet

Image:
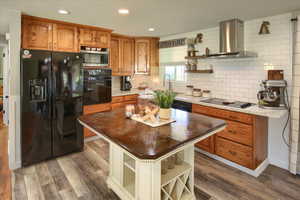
[163,74,173,91]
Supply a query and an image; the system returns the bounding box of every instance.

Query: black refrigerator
[21,49,84,167]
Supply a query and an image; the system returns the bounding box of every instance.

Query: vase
[159,108,171,120]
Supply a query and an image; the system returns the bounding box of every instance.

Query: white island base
[106,142,196,200]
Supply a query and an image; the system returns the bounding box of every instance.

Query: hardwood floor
[0,124,11,200]
[11,138,300,200]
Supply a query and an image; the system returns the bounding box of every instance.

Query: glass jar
[192,88,202,97]
[161,159,168,174]
[175,151,184,165]
[202,90,211,98]
[186,85,194,96]
[167,155,175,169]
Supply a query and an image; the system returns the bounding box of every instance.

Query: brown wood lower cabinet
[192,104,268,170]
[83,103,111,138]
[111,94,138,109]
[215,136,254,169]
[195,136,215,154]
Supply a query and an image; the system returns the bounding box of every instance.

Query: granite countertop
[175,94,287,119]
[112,89,140,97]
[78,108,226,159]
[110,89,287,118]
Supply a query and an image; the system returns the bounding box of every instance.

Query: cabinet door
[22,19,53,50]
[150,38,159,67]
[83,103,111,138]
[122,39,134,75]
[110,37,121,75]
[195,136,215,154]
[79,28,95,46]
[53,24,78,52]
[94,31,110,48]
[193,108,216,153]
[135,39,150,74]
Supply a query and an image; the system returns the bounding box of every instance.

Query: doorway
[0,43,8,126]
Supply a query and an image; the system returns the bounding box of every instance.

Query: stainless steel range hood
[208,19,257,59]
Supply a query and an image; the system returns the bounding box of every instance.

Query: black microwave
[80,46,109,67]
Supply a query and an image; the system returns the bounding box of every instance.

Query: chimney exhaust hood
[208,19,257,59]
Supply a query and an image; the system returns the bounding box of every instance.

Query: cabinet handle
[228,130,237,134]
[228,150,237,156]
[228,115,238,120]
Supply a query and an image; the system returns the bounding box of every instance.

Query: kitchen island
[78,108,226,200]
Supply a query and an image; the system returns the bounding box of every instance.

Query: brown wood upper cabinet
[22,19,53,50]
[110,36,135,76]
[79,28,110,48]
[53,24,78,52]
[22,15,112,52]
[135,39,150,74]
[134,38,159,75]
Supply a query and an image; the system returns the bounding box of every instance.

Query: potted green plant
[154,90,177,120]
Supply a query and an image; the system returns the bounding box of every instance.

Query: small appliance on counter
[120,76,132,91]
[257,80,288,110]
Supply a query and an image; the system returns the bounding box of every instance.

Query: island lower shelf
[108,143,196,200]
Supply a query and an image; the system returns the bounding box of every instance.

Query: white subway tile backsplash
[159,13,293,103]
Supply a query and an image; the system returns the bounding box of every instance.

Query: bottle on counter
[186,85,194,96]
[192,88,202,97]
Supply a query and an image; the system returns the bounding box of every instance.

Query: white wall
[159,13,293,170]
[0,8,22,170]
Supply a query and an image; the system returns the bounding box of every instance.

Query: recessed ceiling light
[58,9,70,15]
[148,28,155,32]
[118,8,129,15]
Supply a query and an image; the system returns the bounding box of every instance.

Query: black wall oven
[83,68,112,105]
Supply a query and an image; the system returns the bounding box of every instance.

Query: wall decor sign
[159,38,186,48]
[259,21,271,35]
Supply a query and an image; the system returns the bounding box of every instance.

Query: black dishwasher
[172,100,192,112]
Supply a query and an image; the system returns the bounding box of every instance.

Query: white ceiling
[0,0,300,37]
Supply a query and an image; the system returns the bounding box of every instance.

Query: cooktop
[200,98,254,109]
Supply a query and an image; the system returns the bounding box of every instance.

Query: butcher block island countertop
[78,108,226,200]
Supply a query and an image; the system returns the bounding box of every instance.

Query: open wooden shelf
[185,55,207,59]
[185,69,213,73]
[161,162,191,186]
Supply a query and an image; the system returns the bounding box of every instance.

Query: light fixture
[118,8,129,15]
[148,28,155,32]
[58,9,70,15]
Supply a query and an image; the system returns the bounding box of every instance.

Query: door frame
[0,41,9,125]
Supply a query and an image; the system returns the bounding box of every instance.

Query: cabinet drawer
[216,137,253,169]
[217,120,253,146]
[224,110,253,125]
[124,100,137,105]
[111,102,124,110]
[112,96,124,103]
[124,94,138,101]
[192,104,253,124]
[83,103,111,115]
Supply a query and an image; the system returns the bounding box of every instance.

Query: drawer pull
[228,130,237,134]
[229,115,238,120]
[228,150,237,156]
